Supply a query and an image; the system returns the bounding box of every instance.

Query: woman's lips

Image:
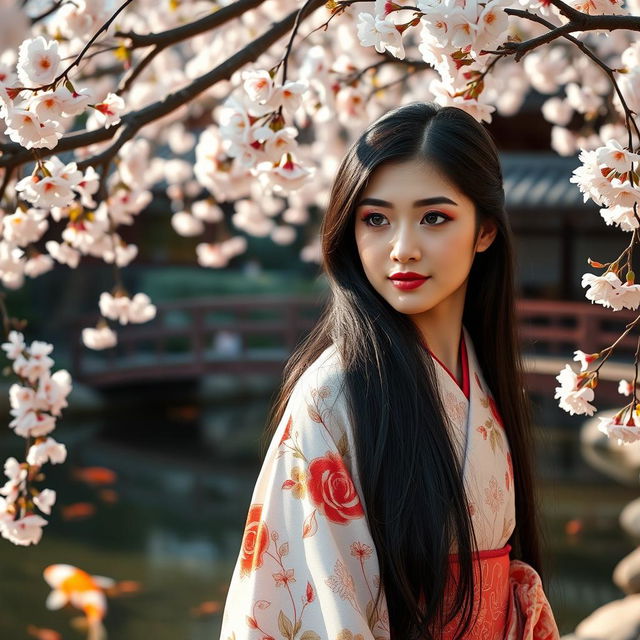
[389,276,430,290]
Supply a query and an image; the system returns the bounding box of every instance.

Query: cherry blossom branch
[276,0,323,85]
[18,0,137,93]
[30,0,65,25]
[0,0,327,173]
[493,8,640,62]
[341,55,431,85]
[113,0,264,48]
[484,10,640,146]
[114,0,265,94]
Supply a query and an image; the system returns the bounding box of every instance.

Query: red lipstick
[389,271,430,290]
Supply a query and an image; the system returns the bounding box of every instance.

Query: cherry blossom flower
[82,324,118,350]
[128,293,157,323]
[242,69,274,103]
[271,225,296,245]
[2,208,49,246]
[1,331,25,360]
[618,379,634,396]
[429,78,495,123]
[473,0,510,55]
[74,165,100,208]
[33,489,56,515]
[554,364,597,416]
[600,204,639,231]
[36,370,72,417]
[356,13,405,59]
[25,252,54,279]
[263,127,299,163]
[101,238,138,268]
[171,211,205,237]
[1,514,48,546]
[573,350,599,371]
[45,241,81,268]
[192,200,223,223]
[17,36,60,86]
[581,271,624,309]
[267,80,308,115]
[0,330,69,544]
[0,242,26,290]
[3,108,64,149]
[92,92,125,128]
[27,437,68,466]
[268,154,314,194]
[99,291,157,325]
[10,410,57,438]
[597,414,640,445]
[613,282,640,310]
[595,139,640,173]
[57,85,94,117]
[196,243,229,268]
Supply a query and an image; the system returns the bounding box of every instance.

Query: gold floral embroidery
[484,475,505,514]
[336,630,365,640]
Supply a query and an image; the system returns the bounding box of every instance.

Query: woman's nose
[389,227,421,262]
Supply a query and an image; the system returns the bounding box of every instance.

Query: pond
[0,386,637,640]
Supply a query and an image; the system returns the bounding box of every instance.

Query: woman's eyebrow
[357,196,458,208]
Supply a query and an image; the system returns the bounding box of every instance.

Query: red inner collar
[421,330,469,400]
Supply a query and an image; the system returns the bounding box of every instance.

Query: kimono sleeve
[218,364,390,640]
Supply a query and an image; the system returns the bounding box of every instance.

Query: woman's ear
[475,219,498,253]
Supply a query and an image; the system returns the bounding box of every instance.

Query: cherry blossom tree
[1,0,640,546]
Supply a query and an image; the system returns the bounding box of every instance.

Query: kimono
[218,326,560,640]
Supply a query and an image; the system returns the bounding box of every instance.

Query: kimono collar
[420,326,470,400]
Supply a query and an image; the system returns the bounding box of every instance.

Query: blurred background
[1,92,639,640]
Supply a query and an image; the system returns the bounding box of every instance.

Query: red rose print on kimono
[307,451,365,524]
[239,503,270,578]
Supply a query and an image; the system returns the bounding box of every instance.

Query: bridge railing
[71,294,327,387]
[71,295,640,399]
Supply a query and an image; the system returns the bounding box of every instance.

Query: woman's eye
[361,212,387,227]
[360,211,449,227]
[423,211,448,225]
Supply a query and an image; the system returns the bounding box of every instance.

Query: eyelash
[360,211,450,227]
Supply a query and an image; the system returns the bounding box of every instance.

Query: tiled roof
[500,152,596,210]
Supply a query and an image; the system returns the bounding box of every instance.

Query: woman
[218,102,560,640]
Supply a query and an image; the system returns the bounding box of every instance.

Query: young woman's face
[354,158,497,322]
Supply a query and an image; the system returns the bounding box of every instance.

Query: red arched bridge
[71,295,640,404]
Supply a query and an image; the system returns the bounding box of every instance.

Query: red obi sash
[434,543,560,640]
[440,544,512,639]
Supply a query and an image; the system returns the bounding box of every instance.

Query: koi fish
[43,564,115,640]
[190,600,222,617]
[71,467,117,486]
[105,580,142,597]
[97,489,118,504]
[565,518,583,536]
[61,502,96,521]
[26,625,62,640]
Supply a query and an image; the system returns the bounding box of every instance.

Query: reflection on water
[0,391,637,639]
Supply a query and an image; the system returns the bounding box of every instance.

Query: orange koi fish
[43,564,115,640]
[26,625,62,640]
[97,489,118,504]
[190,600,222,617]
[71,467,117,486]
[61,502,96,521]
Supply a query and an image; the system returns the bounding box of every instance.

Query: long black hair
[262,102,543,639]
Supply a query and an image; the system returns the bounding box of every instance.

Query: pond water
[0,389,637,640]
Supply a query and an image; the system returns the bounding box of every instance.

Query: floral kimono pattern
[218,326,560,640]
